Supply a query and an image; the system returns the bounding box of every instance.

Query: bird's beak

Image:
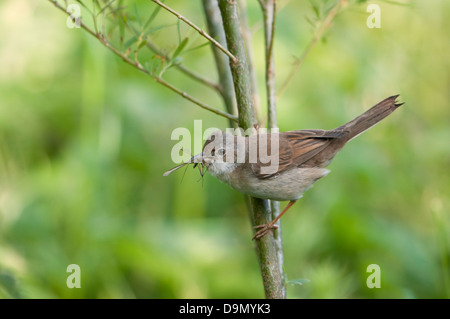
[163,153,203,176]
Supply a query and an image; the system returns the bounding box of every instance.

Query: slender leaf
[133,3,142,28]
[311,2,320,19]
[182,41,210,55]
[177,20,182,44]
[123,15,139,35]
[118,12,125,49]
[137,40,147,51]
[124,34,139,49]
[144,23,177,36]
[305,15,315,27]
[171,37,189,60]
[143,0,166,30]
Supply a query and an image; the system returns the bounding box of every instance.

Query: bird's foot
[252,222,279,240]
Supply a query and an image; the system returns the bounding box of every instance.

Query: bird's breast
[211,165,330,201]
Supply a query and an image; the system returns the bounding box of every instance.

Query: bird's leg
[252,200,297,240]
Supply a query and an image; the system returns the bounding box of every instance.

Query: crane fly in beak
[163,153,205,178]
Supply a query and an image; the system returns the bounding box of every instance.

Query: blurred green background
[0,0,449,298]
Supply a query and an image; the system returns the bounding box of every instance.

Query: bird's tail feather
[338,95,403,142]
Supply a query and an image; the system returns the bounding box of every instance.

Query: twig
[259,0,285,297]
[98,0,117,15]
[259,0,278,129]
[48,0,238,123]
[277,0,345,98]
[92,0,99,34]
[250,0,290,36]
[151,0,237,63]
[201,0,238,124]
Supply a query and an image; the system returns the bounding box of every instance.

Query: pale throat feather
[206,162,240,184]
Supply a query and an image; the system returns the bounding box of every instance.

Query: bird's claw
[252,223,279,240]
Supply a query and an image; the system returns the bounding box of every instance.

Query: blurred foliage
[0,0,449,299]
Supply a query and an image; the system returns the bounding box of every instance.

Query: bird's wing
[250,130,344,179]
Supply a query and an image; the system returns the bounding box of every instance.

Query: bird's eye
[217,148,225,156]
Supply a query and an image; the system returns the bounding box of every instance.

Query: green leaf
[137,40,147,50]
[118,13,125,49]
[145,23,177,36]
[182,41,210,55]
[133,3,142,28]
[177,19,182,44]
[305,15,316,28]
[150,55,163,75]
[124,34,139,49]
[124,15,139,35]
[143,0,165,30]
[171,37,189,60]
[311,2,320,19]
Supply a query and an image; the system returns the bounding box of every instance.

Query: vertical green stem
[259,0,285,294]
[218,0,286,299]
[218,0,257,130]
[238,0,262,124]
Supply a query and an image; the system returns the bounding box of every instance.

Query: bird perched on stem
[164,95,403,239]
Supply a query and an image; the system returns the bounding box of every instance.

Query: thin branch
[98,0,117,15]
[201,0,238,124]
[48,0,238,123]
[277,0,345,98]
[259,0,285,297]
[259,0,278,129]
[151,0,237,63]
[218,0,285,299]
[267,3,276,77]
[250,0,291,36]
[92,0,99,34]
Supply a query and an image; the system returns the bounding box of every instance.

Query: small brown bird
[164,95,403,239]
